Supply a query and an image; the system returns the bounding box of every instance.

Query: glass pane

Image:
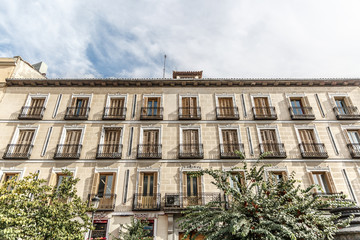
[143,175,148,196]
[192,177,198,196]
[149,175,154,196]
[187,175,191,197]
[97,175,106,197]
[105,175,113,196]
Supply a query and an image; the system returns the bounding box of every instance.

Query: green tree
[115,217,153,240]
[0,170,92,240]
[179,160,354,240]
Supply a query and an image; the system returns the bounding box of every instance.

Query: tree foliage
[115,217,153,240]
[179,160,354,240]
[0,170,92,240]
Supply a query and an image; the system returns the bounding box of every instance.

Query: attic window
[173,71,203,79]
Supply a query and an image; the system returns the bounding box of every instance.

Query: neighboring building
[0,58,359,239]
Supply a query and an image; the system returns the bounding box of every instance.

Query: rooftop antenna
[162,54,167,78]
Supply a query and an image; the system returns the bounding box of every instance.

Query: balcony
[216,107,240,120]
[54,144,82,159]
[289,107,315,120]
[137,144,162,159]
[179,144,204,159]
[219,143,245,159]
[96,144,122,159]
[18,106,45,120]
[178,107,201,120]
[132,193,161,211]
[140,107,163,120]
[252,107,277,120]
[3,144,33,159]
[333,106,360,120]
[259,143,287,158]
[347,143,360,158]
[88,194,116,211]
[102,107,126,120]
[164,193,221,209]
[299,143,328,159]
[64,107,90,120]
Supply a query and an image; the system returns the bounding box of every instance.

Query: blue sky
[1,0,360,78]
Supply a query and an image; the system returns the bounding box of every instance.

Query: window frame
[10,125,39,146]
[256,125,282,145]
[179,166,204,203]
[250,94,273,108]
[24,93,50,108]
[68,93,92,109]
[58,125,86,145]
[294,125,322,144]
[215,94,237,108]
[139,126,162,145]
[179,126,202,145]
[306,166,337,194]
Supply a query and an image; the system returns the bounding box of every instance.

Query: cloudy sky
[1,0,360,78]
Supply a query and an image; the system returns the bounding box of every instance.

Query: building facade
[0,63,359,239]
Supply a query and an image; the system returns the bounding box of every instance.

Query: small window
[1,173,19,191]
[333,95,360,120]
[65,95,91,120]
[268,171,287,184]
[141,96,163,120]
[288,97,315,120]
[97,127,122,159]
[180,129,203,159]
[182,172,202,206]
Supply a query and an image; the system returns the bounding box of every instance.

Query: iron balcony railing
[333,106,360,120]
[289,107,315,120]
[102,107,126,120]
[137,144,162,159]
[219,143,245,159]
[3,144,33,159]
[88,194,116,211]
[164,193,221,209]
[347,143,360,158]
[54,144,82,159]
[299,143,328,159]
[64,107,90,120]
[179,144,204,159]
[216,107,240,120]
[18,106,45,120]
[132,193,161,211]
[252,107,277,120]
[140,107,163,120]
[259,143,287,158]
[96,144,122,159]
[178,107,201,120]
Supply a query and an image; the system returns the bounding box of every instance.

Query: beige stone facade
[0,64,359,239]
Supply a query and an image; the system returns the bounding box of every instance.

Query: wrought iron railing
[347,143,360,158]
[88,194,116,211]
[179,144,204,159]
[333,106,360,120]
[3,144,33,159]
[219,143,244,159]
[178,107,201,120]
[137,144,162,159]
[299,143,328,158]
[64,107,90,120]
[216,107,240,120]
[102,107,126,120]
[132,193,161,211]
[259,143,287,158]
[164,193,221,208]
[18,106,45,120]
[96,144,122,159]
[289,107,315,120]
[252,107,277,120]
[140,107,163,120]
[54,144,82,159]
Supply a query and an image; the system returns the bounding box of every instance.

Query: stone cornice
[5,77,360,87]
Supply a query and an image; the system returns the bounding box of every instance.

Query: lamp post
[88,195,100,240]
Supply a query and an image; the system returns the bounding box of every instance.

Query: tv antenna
[162,54,167,78]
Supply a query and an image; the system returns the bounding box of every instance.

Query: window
[1,173,19,191]
[134,172,159,210]
[216,96,239,120]
[308,171,336,194]
[252,96,277,120]
[258,127,286,158]
[179,128,203,159]
[219,128,243,158]
[267,171,287,184]
[140,96,163,120]
[182,172,202,206]
[103,95,126,120]
[346,129,360,158]
[54,126,84,159]
[4,127,37,159]
[90,172,116,210]
[288,96,315,120]
[296,126,328,158]
[64,95,91,120]
[179,96,200,120]
[137,128,161,159]
[331,94,360,120]
[229,172,245,190]
[97,127,122,159]
[19,94,48,120]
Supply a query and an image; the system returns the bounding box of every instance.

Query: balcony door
[103,128,121,154]
[28,98,45,116]
[299,129,317,152]
[335,98,349,114]
[348,130,360,144]
[182,97,197,117]
[95,173,115,208]
[183,173,202,206]
[183,129,199,155]
[290,98,304,115]
[260,129,278,153]
[218,97,234,116]
[145,97,160,116]
[222,130,239,153]
[143,130,159,154]
[254,97,269,115]
[109,98,124,116]
[63,130,81,154]
[138,172,158,209]
[70,97,88,116]
[14,130,35,155]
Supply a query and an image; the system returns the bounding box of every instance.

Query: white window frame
[10,125,39,145]
[24,93,50,108]
[294,125,322,144]
[58,125,86,145]
[341,125,360,144]
[139,126,162,145]
[306,166,337,193]
[142,94,163,107]
[179,126,202,144]
[215,94,237,108]
[179,165,204,204]
[328,93,351,107]
[250,94,273,108]
[218,125,241,144]
[105,94,127,108]
[99,125,124,145]
[0,168,26,181]
[68,93,93,108]
[256,125,282,144]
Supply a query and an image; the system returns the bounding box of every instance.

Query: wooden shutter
[153,172,158,195]
[299,129,316,152]
[222,130,238,144]
[91,173,100,195]
[197,175,202,198]
[219,98,233,116]
[65,130,81,144]
[307,172,315,185]
[48,172,57,187]
[281,171,288,181]
[30,98,45,115]
[143,130,158,145]
[325,172,336,193]
[104,129,121,153]
[17,130,35,145]
[182,172,187,196]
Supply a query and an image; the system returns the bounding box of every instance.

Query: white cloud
[1,0,360,78]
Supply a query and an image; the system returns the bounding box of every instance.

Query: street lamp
[88,195,100,240]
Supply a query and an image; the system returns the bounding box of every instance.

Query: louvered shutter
[48,172,57,187]
[182,172,187,196]
[299,129,316,152]
[138,172,144,204]
[91,173,100,195]
[281,171,288,181]
[182,97,190,116]
[307,172,315,191]
[325,172,336,193]
[153,172,158,195]
[15,130,34,154]
[30,98,45,115]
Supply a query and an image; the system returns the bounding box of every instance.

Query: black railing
[259,143,287,158]
[54,144,82,159]
[164,193,221,208]
[252,107,277,120]
[347,143,360,158]
[140,107,163,120]
[219,143,244,159]
[132,193,161,211]
[18,106,45,120]
[3,144,33,159]
[216,107,240,120]
[289,107,315,120]
[299,143,328,158]
[88,194,116,211]
[102,107,126,120]
[333,106,360,120]
[64,107,90,120]
[179,144,204,159]
[96,144,122,159]
[137,144,162,159]
[178,107,201,120]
